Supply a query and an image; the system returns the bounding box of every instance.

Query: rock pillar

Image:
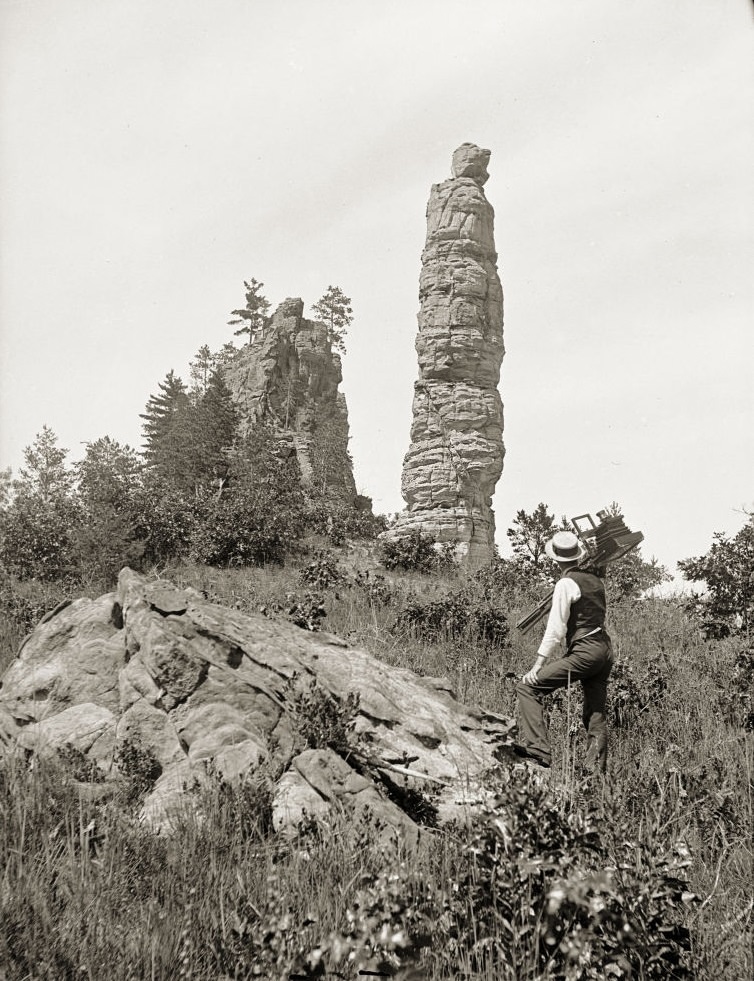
[392,143,505,569]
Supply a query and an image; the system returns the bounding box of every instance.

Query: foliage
[228,277,271,344]
[298,551,346,591]
[311,284,353,355]
[678,514,754,638]
[71,436,146,583]
[609,659,668,729]
[605,549,672,601]
[393,586,508,647]
[116,737,163,807]
[352,569,396,608]
[140,369,237,496]
[190,426,308,567]
[305,492,387,545]
[0,428,81,581]
[130,471,204,566]
[378,529,454,573]
[419,770,698,979]
[506,502,568,578]
[287,676,361,755]
[474,554,556,601]
[0,568,70,641]
[140,369,191,474]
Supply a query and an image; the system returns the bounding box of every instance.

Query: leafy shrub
[609,660,668,729]
[678,514,754,638]
[287,676,360,754]
[116,737,162,807]
[56,744,105,784]
[190,482,307,567]
[305,494,388,545]
[377,529,450,573]
[261,590,328,630]
[393,586,508,647]
[352,569,396,607]
[298,551,346,590]
[0,495,81,582]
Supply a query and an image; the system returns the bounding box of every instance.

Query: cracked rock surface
[389,143,505,570]
[0,568,515,837]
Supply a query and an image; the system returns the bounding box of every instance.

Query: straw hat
[544,530,587,564]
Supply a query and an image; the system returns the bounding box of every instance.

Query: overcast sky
[1,0,752,578]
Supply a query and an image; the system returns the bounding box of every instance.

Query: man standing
[514,530,614,772]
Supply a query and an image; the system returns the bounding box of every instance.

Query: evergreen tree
[228,278,271,345]
[140,370,191,482]
[16,425,74,503]
[311,285,353,355]
[188,344,215,398]
[183,372,238,495]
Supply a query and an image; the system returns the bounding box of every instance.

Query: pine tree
[228,278,271,345]
[311,285,353,355]
[140,370,191,480]
[184,372,238,494]
[189,344,215,398]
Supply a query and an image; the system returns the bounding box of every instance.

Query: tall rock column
[392,143,505,569]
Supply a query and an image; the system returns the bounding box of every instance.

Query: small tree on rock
[311,286,353,355]
[228,278,271,345]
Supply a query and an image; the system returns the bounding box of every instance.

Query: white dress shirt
[536,575,602,660]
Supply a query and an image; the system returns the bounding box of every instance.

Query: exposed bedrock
[389,143,505,569]
[0,569,517,839]
[222,297,357,502]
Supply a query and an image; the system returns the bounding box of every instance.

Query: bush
[298,551,346,590]
[393,585,509,647]
[352,569,396,608]
[287,676,360,755]
[116,737,163,807]
[678,514,754,638]
[261,590,328,631]
[378,529,453,573]
[305,494,388,545]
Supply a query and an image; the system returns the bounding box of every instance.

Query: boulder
[0,569,517,836]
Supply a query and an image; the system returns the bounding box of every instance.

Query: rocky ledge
[0,569,516,839]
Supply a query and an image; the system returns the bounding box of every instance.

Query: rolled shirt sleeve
[537,576,581,660]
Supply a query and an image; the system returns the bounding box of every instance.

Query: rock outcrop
[223,297,357,502]
[0,569,516,837]
[389,144,505,569]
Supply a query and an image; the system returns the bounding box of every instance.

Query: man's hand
[521,667,540,686]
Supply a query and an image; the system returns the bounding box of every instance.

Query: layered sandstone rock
[0,569,517,837]
[390,144,505,569]
[222,297,357,502]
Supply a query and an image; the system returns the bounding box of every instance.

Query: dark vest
[564,569,606,647]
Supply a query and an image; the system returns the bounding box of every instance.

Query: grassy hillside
[0,551,751,979]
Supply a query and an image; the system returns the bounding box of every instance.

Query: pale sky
[1,0,752,577]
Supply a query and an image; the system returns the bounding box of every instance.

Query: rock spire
[391,143,505,568]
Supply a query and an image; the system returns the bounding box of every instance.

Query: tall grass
[0,556,751,978]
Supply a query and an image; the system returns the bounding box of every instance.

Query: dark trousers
[516,632,614,772]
